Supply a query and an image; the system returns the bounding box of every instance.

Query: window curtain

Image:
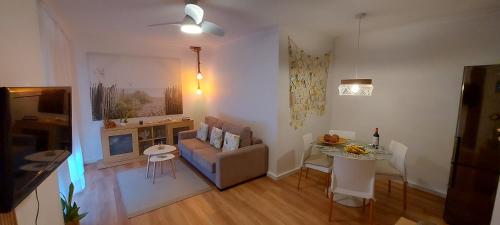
[38,1,86,194]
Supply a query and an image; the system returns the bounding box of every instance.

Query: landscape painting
[88,53,182,121]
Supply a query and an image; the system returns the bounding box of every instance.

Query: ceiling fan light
[180,24,202,34]
[338,79,373,96]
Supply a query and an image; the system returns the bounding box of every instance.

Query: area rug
[116,159,212,218]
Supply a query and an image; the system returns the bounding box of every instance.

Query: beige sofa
[178,116,268,189]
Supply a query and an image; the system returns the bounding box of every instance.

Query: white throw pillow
[222,132,240,152]
[209,127,223,149]
[196,122,208,141]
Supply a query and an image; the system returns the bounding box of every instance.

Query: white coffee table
[149,153,176,184]
[144,144,176,178]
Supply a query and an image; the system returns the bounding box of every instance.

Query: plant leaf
[68,182,74,205]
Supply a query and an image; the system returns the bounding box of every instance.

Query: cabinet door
[102,129,139,163]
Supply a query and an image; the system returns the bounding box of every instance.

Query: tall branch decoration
[288,37,331,129]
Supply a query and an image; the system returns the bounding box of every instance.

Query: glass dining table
[312,140,393,207]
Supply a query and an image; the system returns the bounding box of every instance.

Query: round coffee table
[144,144,176,178]
[149,153,176,184]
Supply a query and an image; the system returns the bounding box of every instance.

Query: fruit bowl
[319,135,348,145]
[344,144,369,155]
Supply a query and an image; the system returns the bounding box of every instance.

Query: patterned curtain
[288,37,331,129]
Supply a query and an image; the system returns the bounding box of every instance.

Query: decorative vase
[66,220,80,225]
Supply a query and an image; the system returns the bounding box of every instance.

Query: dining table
[313,140,393,207]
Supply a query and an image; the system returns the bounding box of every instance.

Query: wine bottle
[372,128,380,149]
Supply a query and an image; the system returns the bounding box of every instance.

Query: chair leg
[153,162,157,184]
[388,180,392,193]
[297,168,303,190]
[329,192,334,222]
[403,181,408,210]
[369,199,374,225]
[305,168,309,178]
[362,199,366,212]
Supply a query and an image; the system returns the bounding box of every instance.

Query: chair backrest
[330,130,356,140]
[330,157,376,199]
[388,140,408,179]
[300,133,313,166]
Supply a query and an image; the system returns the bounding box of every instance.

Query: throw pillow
[196,122,208,141]
[210,127,223,149]
[222,132,240,152]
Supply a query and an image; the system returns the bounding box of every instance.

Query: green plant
[60,183,87,224]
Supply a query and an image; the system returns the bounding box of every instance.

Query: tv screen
[0,87,72,212]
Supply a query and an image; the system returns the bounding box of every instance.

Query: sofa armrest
[178,130,197,140]
[215,144,268,189]
[252,137,263,145]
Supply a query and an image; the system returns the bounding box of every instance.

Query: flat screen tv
[0,87,72,212]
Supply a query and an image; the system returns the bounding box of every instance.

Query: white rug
[116,159,212,218]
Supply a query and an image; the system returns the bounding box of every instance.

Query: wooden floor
[75,159,447,225]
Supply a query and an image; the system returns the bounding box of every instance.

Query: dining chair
[329,157,376,224]
[329,130,356,140]
[375,140,408,210]
[297,133,332,196]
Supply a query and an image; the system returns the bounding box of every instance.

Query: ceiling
[57,0,500,48]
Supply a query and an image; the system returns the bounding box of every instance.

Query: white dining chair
[375,140,408,210]
[329,130,356,140]
[297,133,332,196]
[329,157,376,224]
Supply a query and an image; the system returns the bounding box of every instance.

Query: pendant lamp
[338,13,374,96]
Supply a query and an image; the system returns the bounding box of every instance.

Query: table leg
[146,155,150,178]
[161,161,164,175]
[153,162,157,184]
[170,159,176,179]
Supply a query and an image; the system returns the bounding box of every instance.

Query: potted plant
[60,183,87,225]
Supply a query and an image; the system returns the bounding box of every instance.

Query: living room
[1,0,500,225]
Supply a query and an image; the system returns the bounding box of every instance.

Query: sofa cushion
[192,147,218,173]
[205,116,223,137]
[209,127,224,149]
[178,139,211,157]
[196,122,209,141]
[222,121,252,147]
[222,132,240,152]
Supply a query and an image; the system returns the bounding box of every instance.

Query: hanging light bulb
[190,46,203,95]
[338,13,374,96]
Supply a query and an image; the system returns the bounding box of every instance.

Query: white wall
[206,27,280,173]
[0,1,64,224]
[72,37,208,163]
[329,11,500,195]
[0,0,45,86]
[206,26,336,176]
[276,27,335,175]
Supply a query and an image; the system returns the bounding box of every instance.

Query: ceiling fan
[149,0,224,36]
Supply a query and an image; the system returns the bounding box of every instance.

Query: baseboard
[267,167,301,180]
[266,168,448,198]
[407,181,447,198]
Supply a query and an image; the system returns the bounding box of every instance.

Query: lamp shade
[338,79,373,96]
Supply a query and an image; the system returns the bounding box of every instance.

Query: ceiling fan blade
[201,21,224,36]
[185,4,204,24]
[148,22,181,27]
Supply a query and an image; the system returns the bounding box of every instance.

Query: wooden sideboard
[98,119,194,169]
